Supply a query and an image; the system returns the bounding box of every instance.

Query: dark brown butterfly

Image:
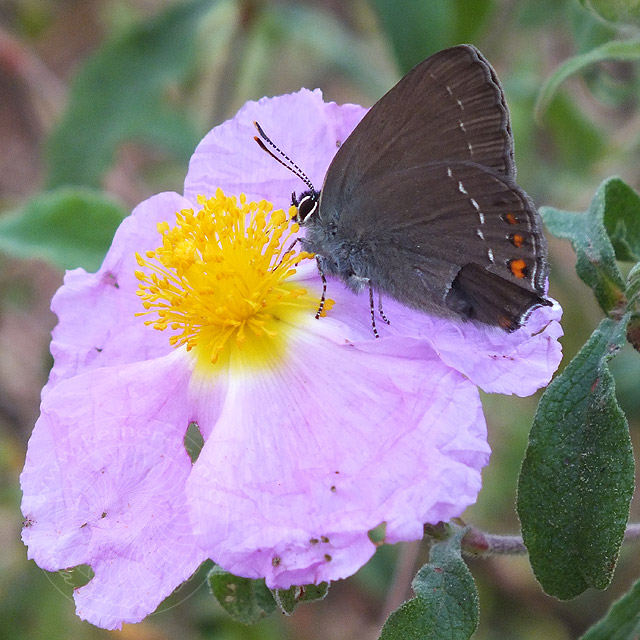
[255,45,550,335]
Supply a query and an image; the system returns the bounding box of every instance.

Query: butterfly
[255,44,551,336]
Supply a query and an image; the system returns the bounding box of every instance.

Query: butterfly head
[292,189,320,224]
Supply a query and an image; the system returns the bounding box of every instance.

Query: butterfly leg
[377,293,390,325]
[369,283,380,338]
[315,255,328,319]
[279,237,300,268]
[285,237,300,253]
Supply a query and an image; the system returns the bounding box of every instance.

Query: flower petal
[185,89,367,208]
[21,352,207,629]
[425,301,564,396]
[187,326,489,588]
[376,293,563,396]
[46,192,193,395]
[284,273,563,396]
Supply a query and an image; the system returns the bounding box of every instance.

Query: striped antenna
[253,121,315,192]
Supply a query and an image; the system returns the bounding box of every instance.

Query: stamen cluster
[136,189,313,365]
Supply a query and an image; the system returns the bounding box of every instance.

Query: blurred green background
[2,0,640,638]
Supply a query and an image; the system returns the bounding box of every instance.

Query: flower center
[135,189,320,372]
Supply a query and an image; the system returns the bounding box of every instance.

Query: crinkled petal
[284,271,563,396]
[186,324,489,588]
[185,89,367,208]
[422,301,564,396]
[46,192,193,395]
[374,293,563,396]
[20,352,207,630]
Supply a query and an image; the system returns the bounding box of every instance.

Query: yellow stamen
[135,189,326,372]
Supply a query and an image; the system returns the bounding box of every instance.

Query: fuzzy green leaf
[625,263,640,351]
[379,529,478,640]
[207,566,276,625]
[581,577,640,639]
[272,583,329,615]
[602,178,640,262]
[518,317,634,599]
[541,178,627,314]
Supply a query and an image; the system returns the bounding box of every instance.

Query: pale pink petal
[288,272,563,396]
[376,293,563,396]
[187,327,489,588]
[423,301,564,396]
[185,89,367,209]
[21,352,207,629]
[46,192,195,394]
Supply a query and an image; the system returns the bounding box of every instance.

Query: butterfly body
[297,199,374,295]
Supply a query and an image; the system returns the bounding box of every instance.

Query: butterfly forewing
[319,45,515,221]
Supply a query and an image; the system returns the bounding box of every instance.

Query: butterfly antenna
[253,121,316,192]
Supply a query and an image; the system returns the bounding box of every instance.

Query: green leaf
[0,187,127,271]
[370,0,494,73]
[517,316,634,600]
[541,178,626,314]
[625,263,640,351]
[626,262,640,315]
[45,0,215,188]
[581,577,640,639]
[569,0,620,55]
[207,566,277,625]
[579,0,640,27]
[535,39,640,120]
[272,583,329,615]
[602,178,640,262]
[379,528,478,640]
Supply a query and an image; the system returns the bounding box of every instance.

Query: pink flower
[20,89,563,630]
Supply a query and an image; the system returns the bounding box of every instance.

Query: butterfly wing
[327,160,549,329]
[319,44,515,224]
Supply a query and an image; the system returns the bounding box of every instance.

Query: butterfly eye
[297,194,319,223]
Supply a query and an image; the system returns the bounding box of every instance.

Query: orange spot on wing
[504,212,518,225]
[511,233,525,248]
[498,314,518,331]
[509,258,527,279]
